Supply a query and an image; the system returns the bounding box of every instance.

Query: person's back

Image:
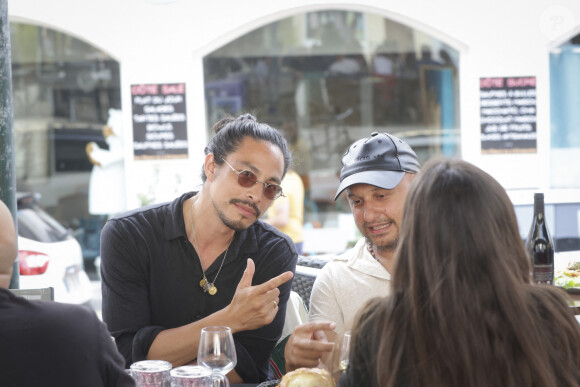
[347,286,580,387]
[0,291,133,386]
[344,159,580,387]
[0,200,134,387]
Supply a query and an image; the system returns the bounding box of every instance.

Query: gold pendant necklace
[189,198,233,296]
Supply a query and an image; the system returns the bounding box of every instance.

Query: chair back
[291,266,319,309]
[10,287,54,301]
[291,256,331,308]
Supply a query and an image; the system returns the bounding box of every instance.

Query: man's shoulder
[319,256,350,276]
[40,299,97,320]
[6,296,99,330]
[316,240,365,276]
[253,220,297,254]
[104,192,191,237]
[111,193,188,222]
[327,239,365,264]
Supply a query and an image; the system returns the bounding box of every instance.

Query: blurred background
[3,1,580,312]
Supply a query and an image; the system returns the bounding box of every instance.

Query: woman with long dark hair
[343,158,580,387]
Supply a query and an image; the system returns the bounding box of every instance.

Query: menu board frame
[131,83,188,160]
[480,76,537,154]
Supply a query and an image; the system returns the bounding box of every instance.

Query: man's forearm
[227,369,244,383]
[146,308,233,366]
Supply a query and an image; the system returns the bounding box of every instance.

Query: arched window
[203,10,461,254]
[10,23,121,262]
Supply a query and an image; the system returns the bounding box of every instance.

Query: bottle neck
[533,194,544,216]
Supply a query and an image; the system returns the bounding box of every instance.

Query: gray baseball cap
[334,132,420,200]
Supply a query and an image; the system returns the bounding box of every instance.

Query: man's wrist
[216,305,240,333]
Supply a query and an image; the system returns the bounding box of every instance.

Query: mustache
[230,198,261,218]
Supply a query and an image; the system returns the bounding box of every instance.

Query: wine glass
[324,330,351,385]
[339,330,351,373]
[197,326,237,387]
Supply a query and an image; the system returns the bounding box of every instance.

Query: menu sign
[480,76,536,154]
[132,83,188,159]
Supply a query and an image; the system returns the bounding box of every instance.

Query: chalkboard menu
[480,76,536,154]
[131,83,188,159]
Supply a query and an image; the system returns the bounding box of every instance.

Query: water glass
[170,365,214,387]
[130,360,172,387]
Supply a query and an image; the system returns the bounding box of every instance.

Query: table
[569,299,580,315]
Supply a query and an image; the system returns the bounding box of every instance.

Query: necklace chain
[367,240,394,274]
[367,239,378,261]
[189,198,233,295]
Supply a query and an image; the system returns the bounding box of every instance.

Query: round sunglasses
[221,158,285,200]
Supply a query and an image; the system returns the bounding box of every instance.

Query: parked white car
[16,193,93,305]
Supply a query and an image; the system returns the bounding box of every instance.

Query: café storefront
[6,1,580,259]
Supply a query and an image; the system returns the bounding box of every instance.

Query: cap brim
[334,170,405,200]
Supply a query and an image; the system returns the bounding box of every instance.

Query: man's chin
[214,201,256,231]
[222,215,255,232]
[366,235,397,252]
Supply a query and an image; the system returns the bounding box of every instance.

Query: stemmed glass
[325,329,352,385]
[339,330,351,373]
[197,326,237,387]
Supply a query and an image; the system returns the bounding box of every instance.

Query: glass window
[10,23,121,262]
[550,33,580,188]
[515,203,580,252]
[203,10,461,255]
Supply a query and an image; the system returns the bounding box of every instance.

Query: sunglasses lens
[229,163,282,200]
[264,185,282,200]
[237,170,257,187]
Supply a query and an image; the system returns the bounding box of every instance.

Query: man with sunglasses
[100,114,297,383]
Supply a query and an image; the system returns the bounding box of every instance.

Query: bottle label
[533,264,554,285]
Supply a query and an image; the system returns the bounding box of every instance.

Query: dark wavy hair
[348,158,580,387]
[201,113,291,182]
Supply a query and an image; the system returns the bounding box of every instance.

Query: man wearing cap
[283,132,420,372]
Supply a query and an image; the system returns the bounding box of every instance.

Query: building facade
[7,0,580,255]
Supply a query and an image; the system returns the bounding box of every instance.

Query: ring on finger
[272,300,278,307]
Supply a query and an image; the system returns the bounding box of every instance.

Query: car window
[17,205,70,243]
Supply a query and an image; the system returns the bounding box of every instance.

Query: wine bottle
[526,193,554,285]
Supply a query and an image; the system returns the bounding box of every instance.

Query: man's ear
[204,153,217,181]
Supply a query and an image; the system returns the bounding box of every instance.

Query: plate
[555,271,580,293]
[557,286,580,295]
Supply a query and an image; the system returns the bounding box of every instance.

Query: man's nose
[363,203,381,222]
[246,181,265,202]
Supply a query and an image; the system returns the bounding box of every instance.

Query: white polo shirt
[309,238,392,335]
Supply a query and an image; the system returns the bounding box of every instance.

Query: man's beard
[366,233,399,255]
[212,198,261,232]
